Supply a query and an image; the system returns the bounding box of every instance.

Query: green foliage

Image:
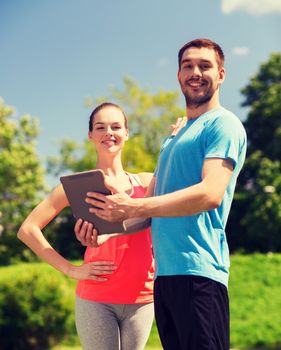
[241,53,281,160]
[0,98,46,265]
[229,254,281,349]
[122,135,156,173]
[228,152,281,252]
[47,139,97,176]
[0,263,76,350]
[229,52,281,253]
[43,207,85,261]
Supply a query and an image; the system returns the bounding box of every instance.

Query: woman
[18,102,155,350]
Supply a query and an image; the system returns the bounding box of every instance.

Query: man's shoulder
[207,106,239,121]
[207,107,245,132]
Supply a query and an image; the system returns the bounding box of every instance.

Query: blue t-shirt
[152,107,247,287]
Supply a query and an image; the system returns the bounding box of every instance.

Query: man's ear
[218,67,226,85]
[177,69,181,83]
[88,131,93,140]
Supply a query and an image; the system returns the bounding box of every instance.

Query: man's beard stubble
[182,80,218,109]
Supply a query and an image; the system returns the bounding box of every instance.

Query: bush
[0,263,76,350]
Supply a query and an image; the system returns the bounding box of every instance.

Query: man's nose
[192,65,202,77]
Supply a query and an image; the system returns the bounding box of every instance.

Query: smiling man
[85,38,247,350]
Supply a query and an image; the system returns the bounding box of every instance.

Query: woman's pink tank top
[76,174,154,303]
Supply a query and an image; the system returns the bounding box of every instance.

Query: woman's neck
[96,154,125,178]
[96,154,132,193]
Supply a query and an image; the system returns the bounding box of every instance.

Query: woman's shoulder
[135,172,153,188]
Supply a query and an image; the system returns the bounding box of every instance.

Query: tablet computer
[60,169,151,235]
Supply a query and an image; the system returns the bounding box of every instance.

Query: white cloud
[232,47,250,56]
[156,58,169,67]
[221,0,281,15]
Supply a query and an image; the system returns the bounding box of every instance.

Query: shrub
[0,263,76,350]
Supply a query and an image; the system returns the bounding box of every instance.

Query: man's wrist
[132,197,148,218]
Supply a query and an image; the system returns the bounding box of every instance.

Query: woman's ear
[125,129,129,141]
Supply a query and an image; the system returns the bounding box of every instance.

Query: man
[80,38,247,350]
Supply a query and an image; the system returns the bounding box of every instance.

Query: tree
[0,98,45,264]
[228,151,281,252]
[228,53,281,252]
[242,53,281,160]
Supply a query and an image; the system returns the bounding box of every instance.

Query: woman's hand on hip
[67,261,117,281]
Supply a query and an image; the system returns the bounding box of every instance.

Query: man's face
[178,47,225,107]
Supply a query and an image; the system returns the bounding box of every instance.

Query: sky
[1,0,281,182]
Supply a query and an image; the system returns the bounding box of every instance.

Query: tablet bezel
[60,169,125,234]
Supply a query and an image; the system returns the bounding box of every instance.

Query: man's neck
[186,99,221,120]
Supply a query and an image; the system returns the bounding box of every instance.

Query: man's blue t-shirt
[152,107,247,287]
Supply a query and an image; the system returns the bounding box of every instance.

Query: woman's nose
[105,127,113,135]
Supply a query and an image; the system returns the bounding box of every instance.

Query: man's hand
[85,192,138,222]
[75,219,112,247]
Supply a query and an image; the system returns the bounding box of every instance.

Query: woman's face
[88,106,128,154]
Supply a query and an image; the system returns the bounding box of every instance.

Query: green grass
[229,253,281,349]
[2,254,281,350]
[56,254,281,350]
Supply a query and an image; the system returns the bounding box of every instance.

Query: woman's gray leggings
[75,297,154,350]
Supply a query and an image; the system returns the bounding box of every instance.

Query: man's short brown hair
[178,38,225,69]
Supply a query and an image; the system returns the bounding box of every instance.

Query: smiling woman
[88,102,129,157]
[17,102,155,350]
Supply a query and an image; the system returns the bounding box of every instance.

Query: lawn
[1,254,280,350]
[51,253,281,350]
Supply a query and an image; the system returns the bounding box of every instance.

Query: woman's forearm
[18,224,73,275]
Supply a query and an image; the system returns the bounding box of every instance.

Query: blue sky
[1,0,281,177]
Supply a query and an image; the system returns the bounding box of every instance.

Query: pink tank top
[76,174,154,304]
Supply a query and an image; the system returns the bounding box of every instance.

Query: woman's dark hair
[178,38,225,69]
[89,102,128,131]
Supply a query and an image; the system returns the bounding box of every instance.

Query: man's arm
[86,158,233,221]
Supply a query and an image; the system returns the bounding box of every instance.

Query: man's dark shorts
[154,275,229,350]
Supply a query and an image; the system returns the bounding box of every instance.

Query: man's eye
[96,127,104,130]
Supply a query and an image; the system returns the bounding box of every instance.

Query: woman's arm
[137,172,155,197]
[18,184,116,281]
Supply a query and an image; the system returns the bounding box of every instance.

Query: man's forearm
[134,182,221,218]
